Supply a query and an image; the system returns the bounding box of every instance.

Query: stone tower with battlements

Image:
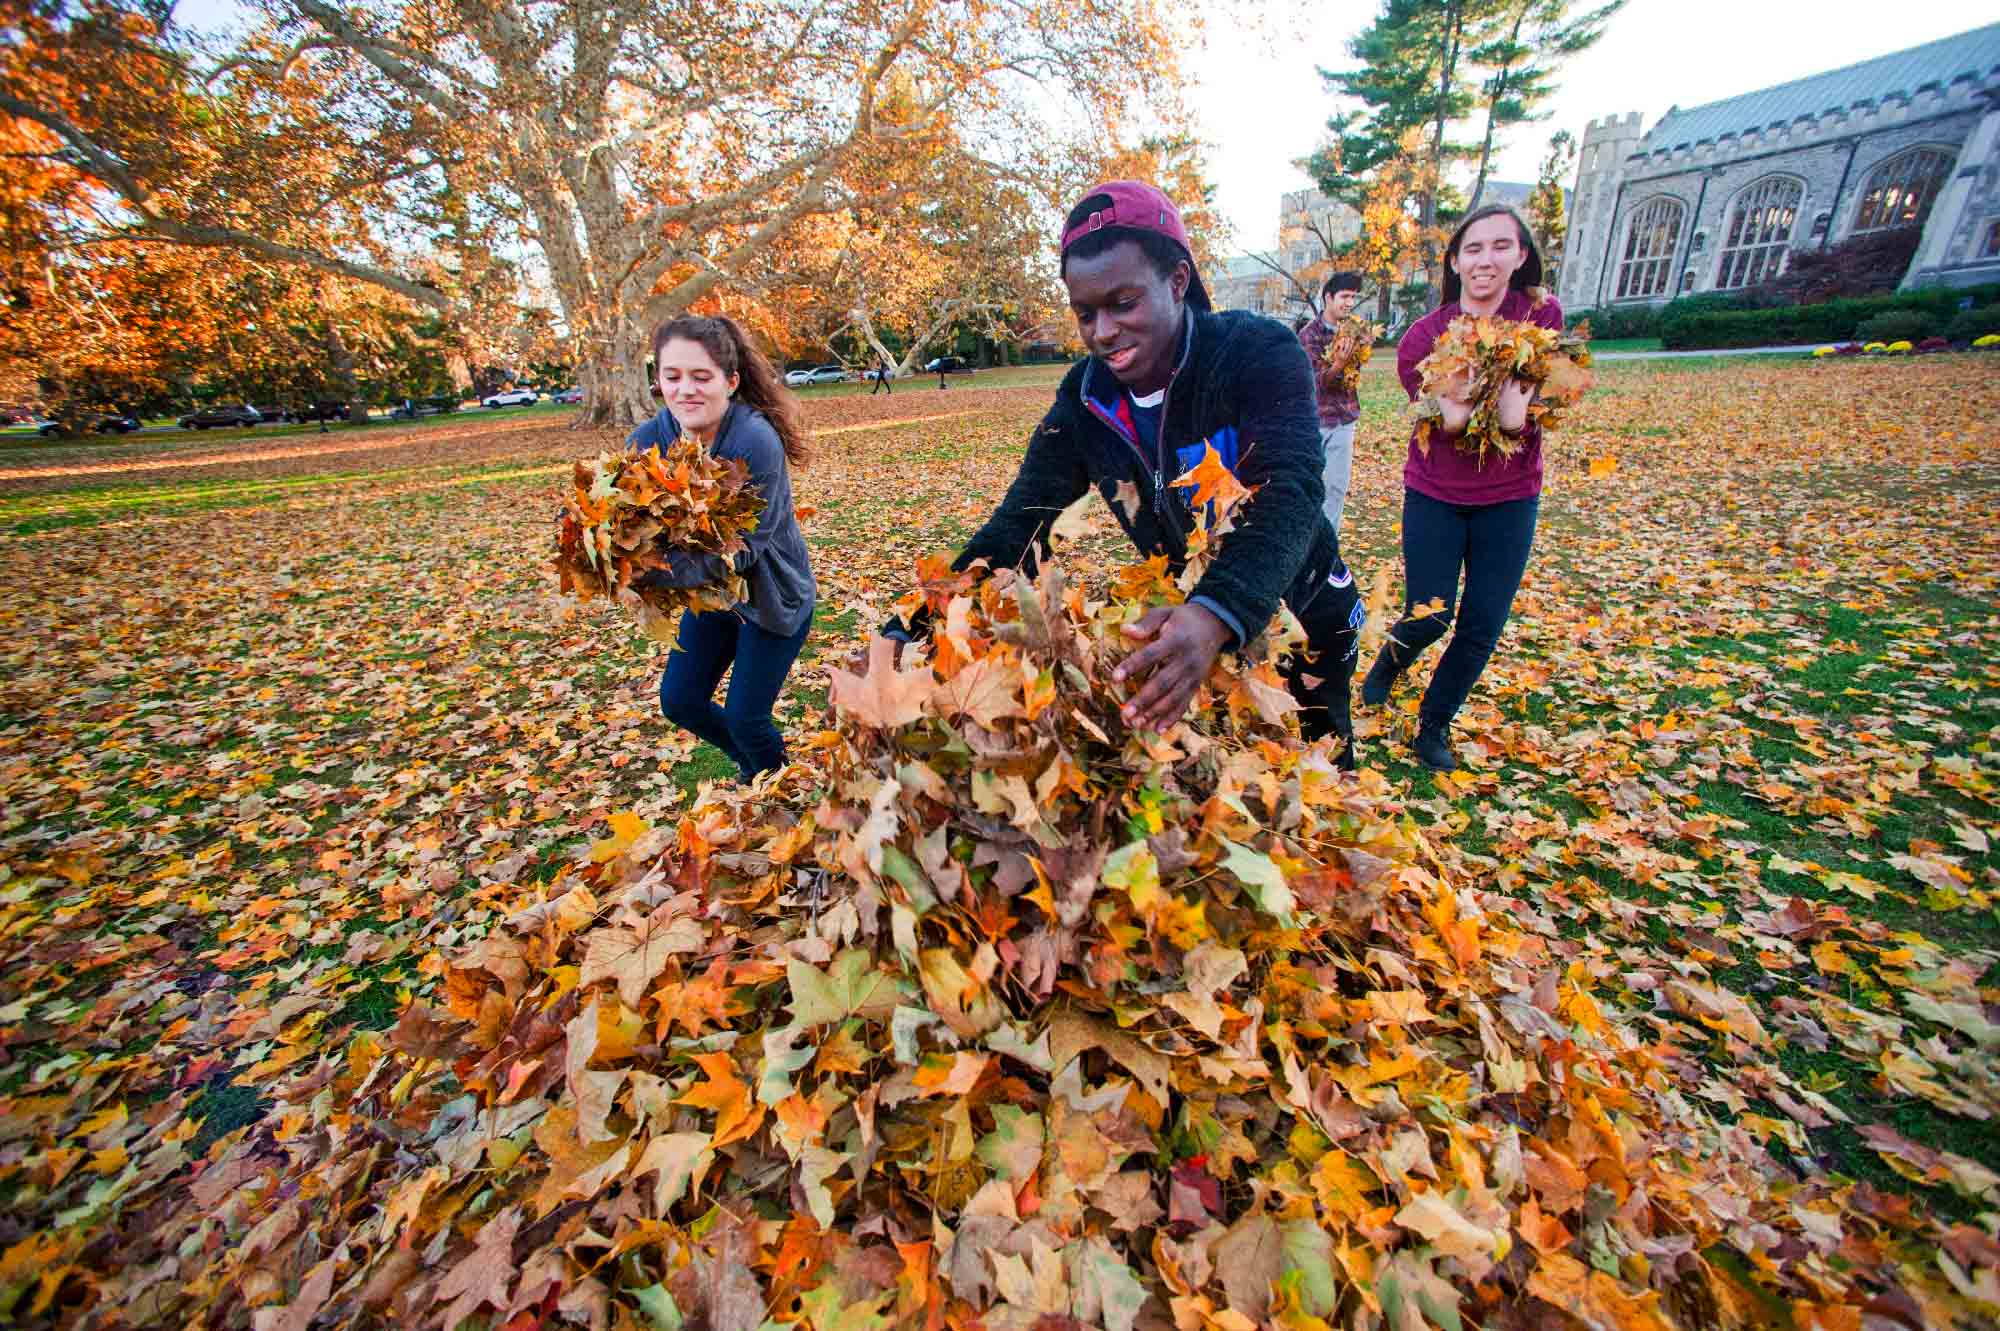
[1559,112,1645,309]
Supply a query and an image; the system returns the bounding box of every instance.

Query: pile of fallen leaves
[1412,315,1593,465]
[79,477,1997,1330]
[553,439,765,645]
[1321,316,1383,399]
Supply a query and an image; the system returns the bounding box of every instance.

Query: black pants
[1278,555,1363,742]
[872,373,891,395]
[1383,487,1538,726]
[659,609,811,778]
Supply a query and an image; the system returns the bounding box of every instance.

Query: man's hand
[1112,603,1232,732]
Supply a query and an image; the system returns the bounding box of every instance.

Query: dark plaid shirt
[1297,317,1361,428]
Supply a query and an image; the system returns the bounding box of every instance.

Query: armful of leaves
[552,439,765,646]
[1319,317,1381,399]
[1412,315,1593,466]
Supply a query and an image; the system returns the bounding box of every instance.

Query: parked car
[38,413,142,437]
[482,387,540,408]
[784,365,848,387]
[923,356,973,375]
[178,404,263,429]
[551,386,583,404]
[283,401,353,423]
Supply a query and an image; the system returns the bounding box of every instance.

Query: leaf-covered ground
[0,354,1995,1320]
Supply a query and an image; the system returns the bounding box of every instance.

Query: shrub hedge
[1656,285,2000,349]
[1945,304,2000,341]
[1853,311,1938,345]
[1566,305,1661,340]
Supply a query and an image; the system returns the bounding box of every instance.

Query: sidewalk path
[1596,344,1819,361]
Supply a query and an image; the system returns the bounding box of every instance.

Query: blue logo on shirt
[1175,427,1241,524]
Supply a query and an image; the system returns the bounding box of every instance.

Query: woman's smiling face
[657,337,738,437]
[1449,213,1527,306]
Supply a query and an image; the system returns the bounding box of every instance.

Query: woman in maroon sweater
[1363,205,1560,771]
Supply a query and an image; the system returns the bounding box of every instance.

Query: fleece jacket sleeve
[953,405,1091,577]
[1186,318,1327,644]
[881,400,1089,641]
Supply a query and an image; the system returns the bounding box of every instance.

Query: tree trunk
[1423,0,1462,236]
[1468,105,1499,212]
[576,317,656,433]
[1468,8,1530,214]
[322,324,370,427]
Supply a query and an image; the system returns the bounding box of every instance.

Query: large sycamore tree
[3,0,1188,428]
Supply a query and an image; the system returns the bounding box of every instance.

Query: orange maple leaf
[678,1051,764,1148]
[1170,443,1250,514]
[829,636,934,730]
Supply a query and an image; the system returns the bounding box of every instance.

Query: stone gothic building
[1560,22,2000,311]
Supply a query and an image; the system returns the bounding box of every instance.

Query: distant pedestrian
[1297,272,1366,534]
[937,360,948,390]
[872,359,893,396]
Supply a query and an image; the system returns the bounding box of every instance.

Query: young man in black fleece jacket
[885,180,1362,763]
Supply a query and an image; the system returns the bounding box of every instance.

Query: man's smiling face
[1063,238,1189,397]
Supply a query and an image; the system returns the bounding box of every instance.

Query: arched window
[1853,147,1955,233]
[1715,176,1802,289]
[1614,196,1684,300]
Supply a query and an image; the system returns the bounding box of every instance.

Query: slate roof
[1640,22,2000,153]
[1217,252,1280,280]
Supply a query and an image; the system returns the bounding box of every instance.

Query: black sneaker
[1412,720,1458,772]
[1360,646,1402,707]
[1333,730,1357,772]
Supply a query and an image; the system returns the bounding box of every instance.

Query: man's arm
[1183,321,1327,643]
[882,404,1088,640]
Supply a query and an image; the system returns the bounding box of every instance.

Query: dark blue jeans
[1387,488,1539,727]
[659,609,810,778]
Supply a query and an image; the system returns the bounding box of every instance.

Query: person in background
[883,180,1361,764]
[872,357,893,396]
[1296,272,1365,534]
[1364,206,1556,772]
[629,315,817,780]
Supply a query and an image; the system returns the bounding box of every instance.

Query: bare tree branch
[0,93,454,313]
[288,0,479,118]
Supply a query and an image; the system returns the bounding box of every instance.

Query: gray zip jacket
[626,403,816,637]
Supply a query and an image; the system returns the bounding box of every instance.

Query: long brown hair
[650,314,811,468]
[1441,204,1545,307]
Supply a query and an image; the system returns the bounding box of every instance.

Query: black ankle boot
[1333,727,1357,772]
[1360,645,1403,707]
[1412,718,1458,772]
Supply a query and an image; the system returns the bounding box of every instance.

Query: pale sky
[1197,0,2000,251]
